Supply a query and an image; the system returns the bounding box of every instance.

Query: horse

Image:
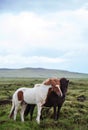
[24,78,69,121]
[9,78,62,124]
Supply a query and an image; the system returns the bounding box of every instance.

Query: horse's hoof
[36,118,40,124]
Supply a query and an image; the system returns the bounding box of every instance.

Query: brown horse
[24,78,69,120]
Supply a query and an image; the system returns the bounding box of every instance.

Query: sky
[0,0,88,73]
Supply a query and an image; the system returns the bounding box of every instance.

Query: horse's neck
[40,84,51,92]
[35,84,52,98]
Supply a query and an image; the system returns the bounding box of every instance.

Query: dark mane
[60,78,69,97]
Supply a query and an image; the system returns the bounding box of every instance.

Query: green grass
[0,78,88,130]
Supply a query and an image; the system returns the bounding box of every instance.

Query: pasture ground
[0,78,88,130]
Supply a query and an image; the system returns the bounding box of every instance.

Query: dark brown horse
[24,78,69,120]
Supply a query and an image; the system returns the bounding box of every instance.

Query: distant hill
[0,68,88,78]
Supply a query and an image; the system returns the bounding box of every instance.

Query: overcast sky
[0,0,88,73]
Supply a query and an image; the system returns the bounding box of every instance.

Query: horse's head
[44,78,62,97]
[60,78,69,97]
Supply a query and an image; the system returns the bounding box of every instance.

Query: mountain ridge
[0,67,88,78]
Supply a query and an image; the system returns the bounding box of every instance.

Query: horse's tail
[9,99,15,118]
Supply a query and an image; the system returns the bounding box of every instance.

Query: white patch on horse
[56,85,63,97]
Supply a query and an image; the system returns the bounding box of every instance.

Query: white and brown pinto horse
[9,78,62,124]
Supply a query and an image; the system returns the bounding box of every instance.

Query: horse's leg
[57,105,62,120]
[14,103,19,121]
[20,103,27,122]
[30,105,35,121]
[36,103,42,124]
[53,106,57,120]
[40,107,50,120]
[40,108,44,120]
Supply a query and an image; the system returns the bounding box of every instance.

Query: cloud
[0,8,88,51]
[0,5,88,72]
[0,55,66,69]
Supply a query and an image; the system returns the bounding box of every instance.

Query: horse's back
[23,87,43,104]
[23,85,51,104]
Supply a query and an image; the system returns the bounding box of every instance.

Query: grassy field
[0,78,88,130]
